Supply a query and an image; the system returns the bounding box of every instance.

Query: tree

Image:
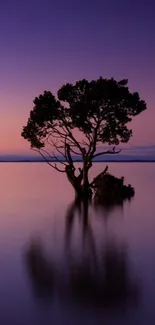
[21,77,146,198]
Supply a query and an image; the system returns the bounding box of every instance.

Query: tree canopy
[21,77,146,196]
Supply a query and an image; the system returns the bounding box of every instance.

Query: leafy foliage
[21,77,146,184]
[93,171,135,206]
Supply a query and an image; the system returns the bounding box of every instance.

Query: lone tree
[22,77,146,198]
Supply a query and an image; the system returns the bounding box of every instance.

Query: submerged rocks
[93,170,135,206]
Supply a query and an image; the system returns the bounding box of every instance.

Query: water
[0,162,155,324]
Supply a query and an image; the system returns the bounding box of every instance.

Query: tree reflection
[65,199,138,309]
[25,239,54,299]
[25,199,139,309]
[68,237,138,309]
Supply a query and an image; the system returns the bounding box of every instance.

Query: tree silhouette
[21,77,146,198]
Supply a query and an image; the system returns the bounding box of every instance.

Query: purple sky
[0,0,155,155]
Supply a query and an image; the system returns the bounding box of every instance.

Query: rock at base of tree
[93,172,135,206]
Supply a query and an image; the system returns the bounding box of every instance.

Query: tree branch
[46,136,71,163]
[54,146,68,161]
[66,144,74,165]
[63,124,84,153]
[51,151,67,166]
[69,147,82,155]
[39,148,67,166]
[87,118,101,156]
[32,149,66,172]
[90,165,108,187]
[93,147,121,159]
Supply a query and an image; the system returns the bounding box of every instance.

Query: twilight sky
[0,0,155,155]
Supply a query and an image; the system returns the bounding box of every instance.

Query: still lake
[0,162,155,325]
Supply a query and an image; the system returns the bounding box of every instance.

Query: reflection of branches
[94,202,124,224]
[25,239,54,299]
[24,201,139,309]
[24,234,139,308]
[69,237,138,309]
[65,199,98,268]
[65,199,82,249]
[64,199,139,309]
[65,198,92,247]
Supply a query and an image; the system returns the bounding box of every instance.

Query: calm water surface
[0,162,155,325]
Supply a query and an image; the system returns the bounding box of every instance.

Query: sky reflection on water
[0,163,155,324]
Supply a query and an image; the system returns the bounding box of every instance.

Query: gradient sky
[0,0,155,155]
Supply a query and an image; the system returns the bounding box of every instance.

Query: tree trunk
[82,164,90,197]
[65,161,92,201]
[65,166,83,199]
